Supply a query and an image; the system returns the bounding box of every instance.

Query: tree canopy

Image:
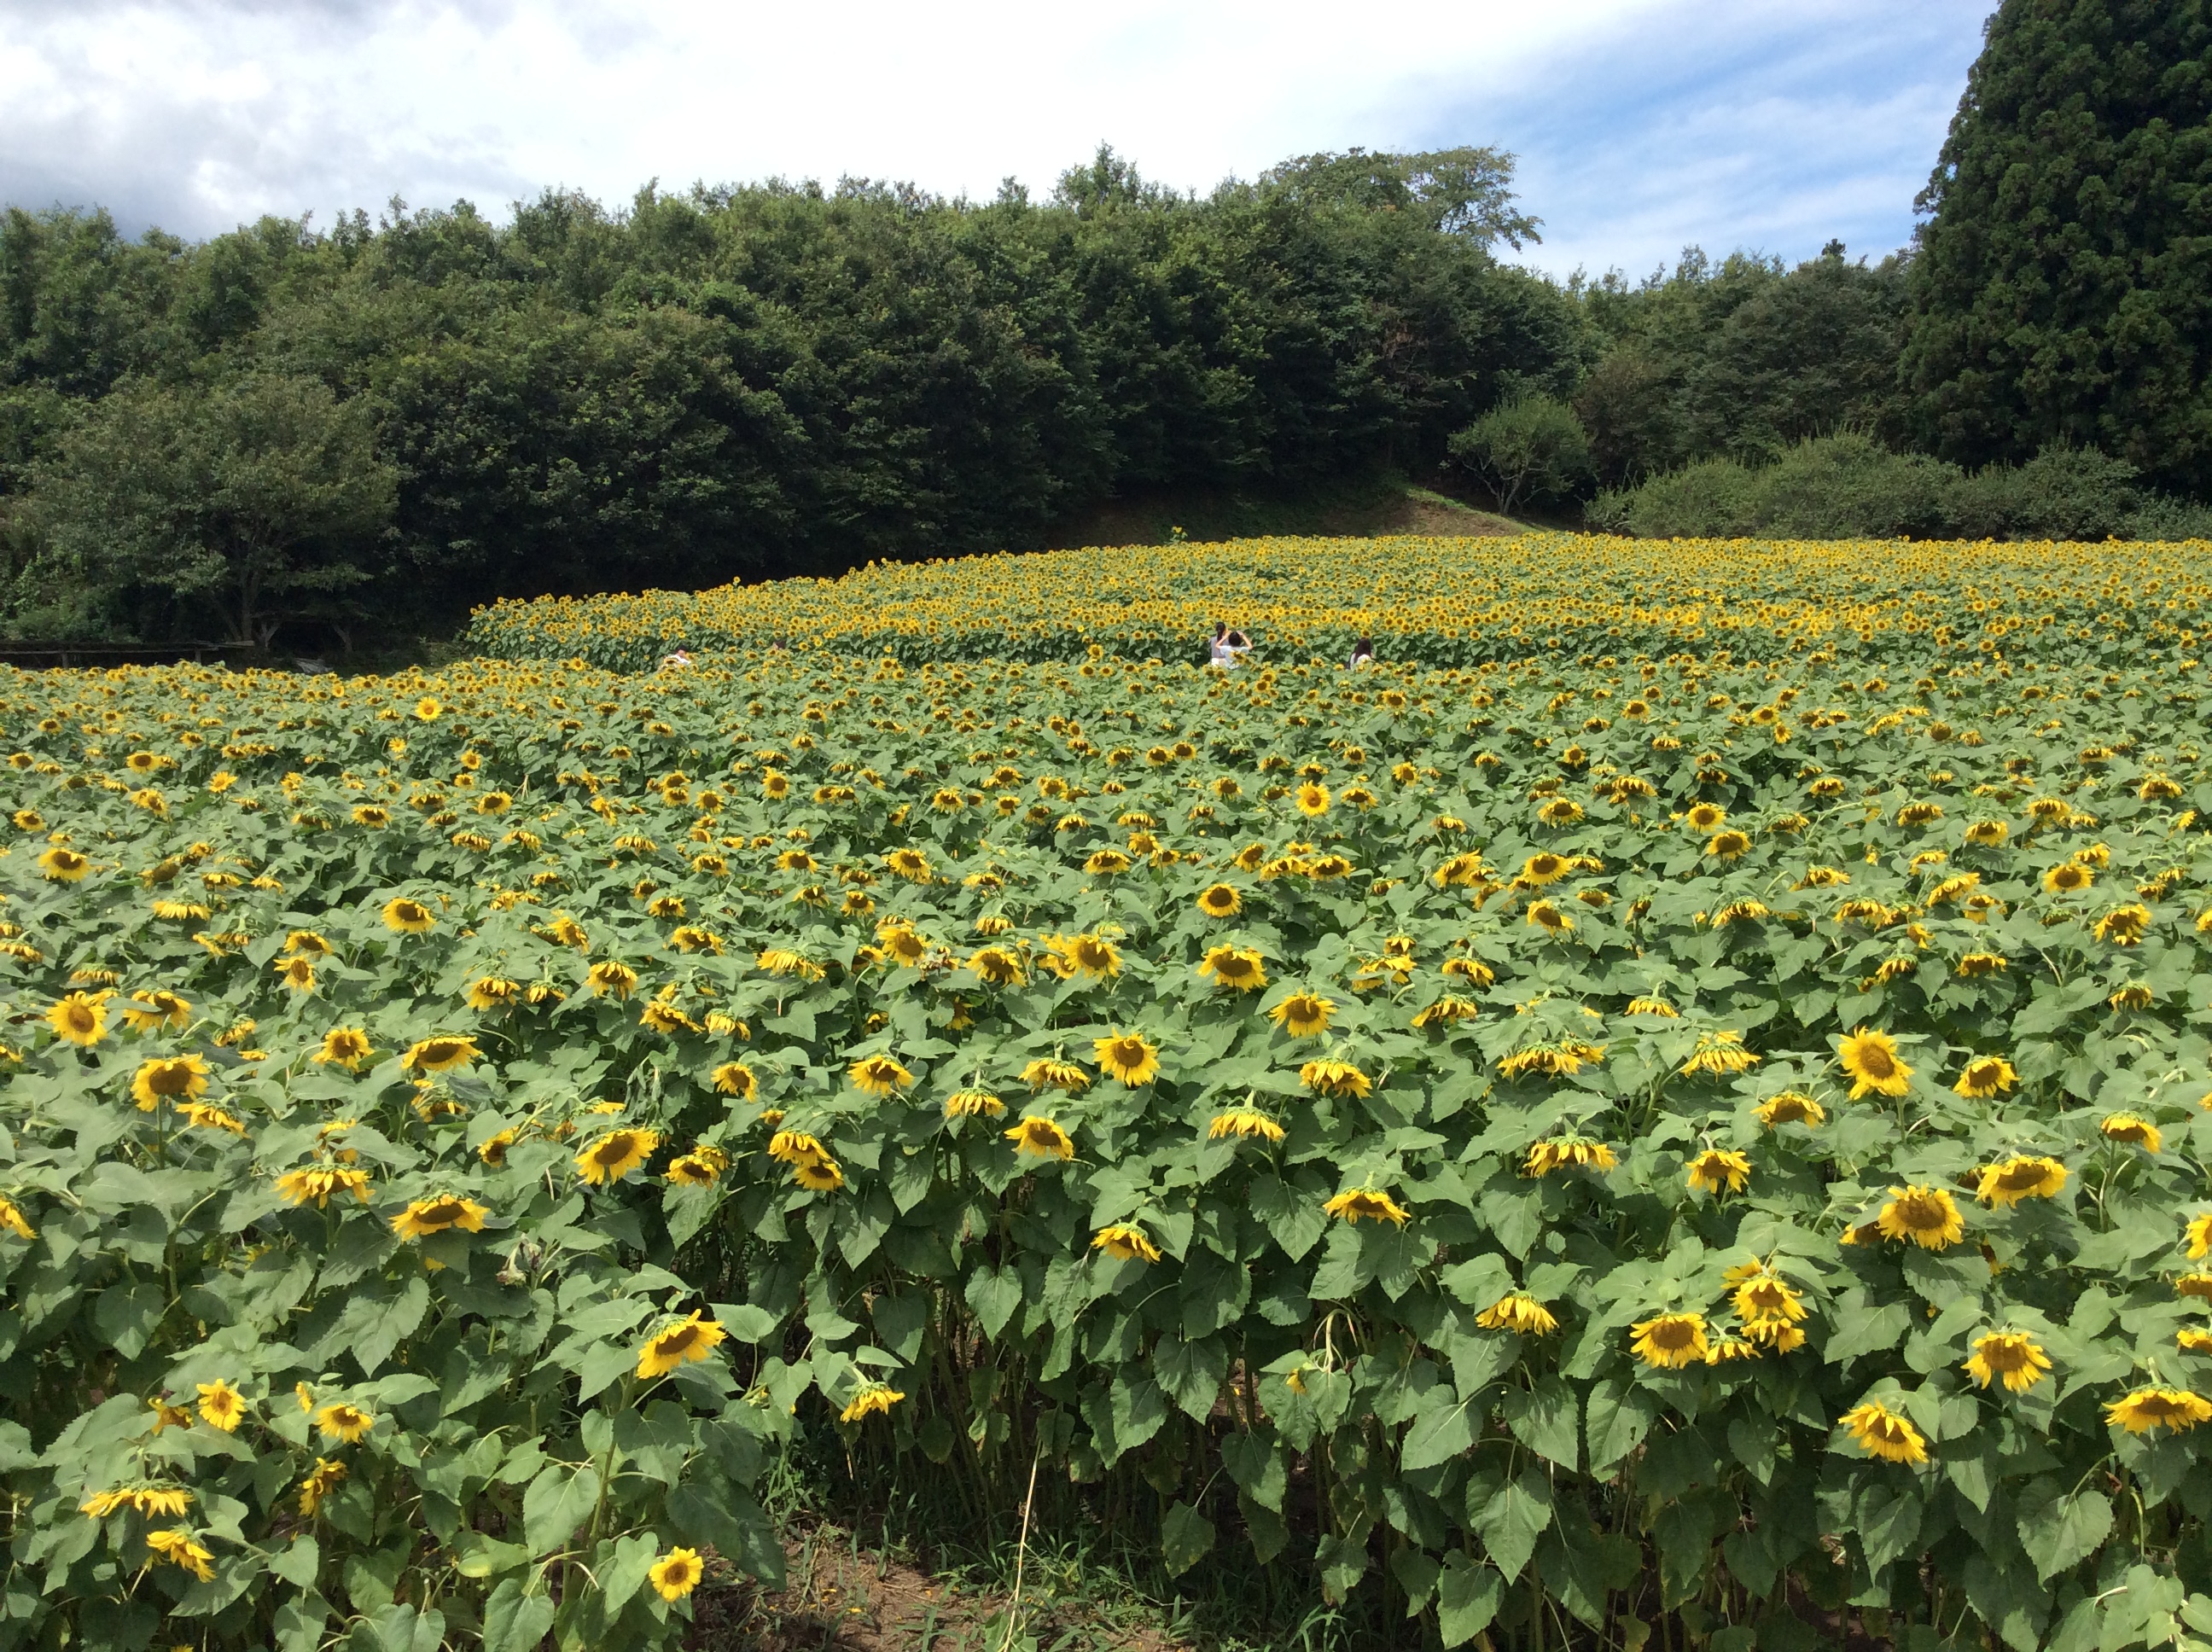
[1903,0,2212,494]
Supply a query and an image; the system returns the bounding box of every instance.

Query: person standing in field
[1210,624,1252,669]
[1348,637,1375,668]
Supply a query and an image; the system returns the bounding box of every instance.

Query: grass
[1035,469,1522,549]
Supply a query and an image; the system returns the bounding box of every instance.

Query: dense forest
[2,0,2207,649]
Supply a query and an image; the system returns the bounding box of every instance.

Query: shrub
[1445,395,1593,515]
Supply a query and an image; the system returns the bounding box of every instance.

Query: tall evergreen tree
[1903,0,2212,495]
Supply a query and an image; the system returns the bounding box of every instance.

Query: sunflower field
[8,532,2212,1652]
[463,532,2203,672]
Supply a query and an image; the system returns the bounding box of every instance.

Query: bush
[1445,395,1593,515]
[1596,434,2212,542]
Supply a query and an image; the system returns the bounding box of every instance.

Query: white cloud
[0,0,1990,275]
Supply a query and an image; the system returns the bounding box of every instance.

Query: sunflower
[1963,1330,2052,1393]
[1005,1116,1076,1159]
[130,1054,210,1110]
[649,1547,705,1602]
[586,960,639,999]
[1196,882,1243,917]
[401,1034,479,1073]
[2101,1113,2163,1152]
[2042,861,2094,894]
[0,1196,35,1241]
[967,945,1025,985]
[468,977,521,1010]
[1324,1188,1411,1227]
[315,1402,375,1444]
[2189,1212,2212,1261]
[1207,1108,1285,1143]
[882,846,932,881]
[2093,904,2153,945]
[46,991,108,1047]
[412,695,442,721]
[1975,1156,2068,1207]
[1629,1313,1709,1369]
[1092,1224,1163,1262]
[1685,802,1726,831]
[119,989,192,1032]
[312,1027,375,1070]
[575,1129,659,1185]
[946,1090,1004,1117]
[1627,995,1677,1017]
[1685,1148,1751,1195]
[1524,899,1574,936]
[840,1385,905,1423]
[1093,1032,1161,1087]
[1679,1031,1758,1078]
[1196,944,1267,992]
[849,1054,915,1096]
[296,1458,348,1518]
[637,1312,727,1378]
[1298,1058,1371,1098]
[1063,934,1122,978]
[391,1194,489,1240]
[1837,1027,1912,1098]
[1706,829,1751,860]
[1838,1399,1927,1463]
[275,1166,373,1208]
[1476,1293,1558,1335]
[195,1379,248,1432]
[143,1528,216,1581]
[792,1157,846,1191]
[273,956,317,993]
[1952,1056,2018,1098]
[2181,1329,2212,1355]
[1955,951,2008,977]
[381,897,437,934]
[1731,1272,1807,1332]
[1267,992,1336,1038]
[1525,1137,1617,1175]
[712,1061,758,1099]
[1295,782,1330,816]
[2105,1387,2212,1434]
[36,846,92,881]
[1875,1185,1965,1249]
[1018,1057,1091,1093]
[1753,1091,1825,1128]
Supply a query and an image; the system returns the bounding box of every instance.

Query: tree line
[1,0,2204,648]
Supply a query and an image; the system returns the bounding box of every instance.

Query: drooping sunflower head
[1005,1115,1075,1160]
[381,896,437,934]
[574,1128,659,1186]
[1196,944,1266,992]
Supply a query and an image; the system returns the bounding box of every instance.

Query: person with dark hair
[661,642,696,671]
[1209,624,1252,669]
[1349,637,1375,668]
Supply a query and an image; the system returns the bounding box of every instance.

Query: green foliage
[10,560,2212,1647]
[1903,0,2212,494]
[0,163,1579,643]
[25,373,396,645]
[1257,147,1542,248]
[1591,434,2212,541]
[1571,247,1910,488]
[1445,395,1592,515]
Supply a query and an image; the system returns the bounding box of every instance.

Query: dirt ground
[687,1525,1185,1652]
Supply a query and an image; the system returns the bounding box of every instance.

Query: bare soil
[687,1525,1185,1652]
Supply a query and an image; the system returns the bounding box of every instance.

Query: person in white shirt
[1209,624,1252,669]
[1348,637,1375,668]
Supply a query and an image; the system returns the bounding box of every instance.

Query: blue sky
[0,0,1994,280]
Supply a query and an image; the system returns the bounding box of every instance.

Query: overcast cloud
[0,0,1994,278]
